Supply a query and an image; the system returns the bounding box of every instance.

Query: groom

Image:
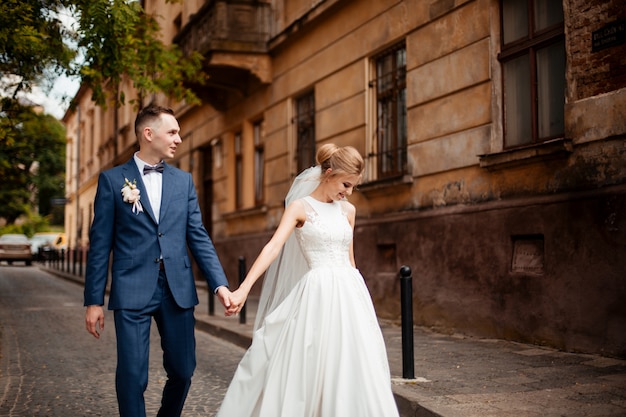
[84,105,235,417]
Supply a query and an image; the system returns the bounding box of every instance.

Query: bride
[218,144,399,417]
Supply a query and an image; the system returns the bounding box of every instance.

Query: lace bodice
[295,196,353,269]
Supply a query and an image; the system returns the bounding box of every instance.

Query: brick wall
[567,0,626,101]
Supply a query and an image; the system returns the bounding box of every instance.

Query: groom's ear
[143,126,153,143]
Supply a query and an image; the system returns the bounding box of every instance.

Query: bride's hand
[225,288,249,316]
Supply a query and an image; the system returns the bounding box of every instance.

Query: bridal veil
[253,165,321,330]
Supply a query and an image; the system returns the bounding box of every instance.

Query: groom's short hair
[135,105,175,140]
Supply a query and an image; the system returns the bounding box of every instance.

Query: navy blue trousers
[114,271,196,417]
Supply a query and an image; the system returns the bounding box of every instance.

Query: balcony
[174,0,272,110]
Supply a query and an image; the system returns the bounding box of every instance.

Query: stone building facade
[64,0,626,357]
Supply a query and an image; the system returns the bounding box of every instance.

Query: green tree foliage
[0,0,76,99]
[0,101,66,224]
[75,0,205,107]
[0,211,51,238]
[0,0,204,224]
[1,0,204,107]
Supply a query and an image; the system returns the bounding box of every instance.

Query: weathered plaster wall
[354,185,626,357]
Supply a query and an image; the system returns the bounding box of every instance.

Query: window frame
[498,0,565,149]
[234,131,243,209]
[370,41,408,181]
[253,119,264,206]
[295,91,316,173]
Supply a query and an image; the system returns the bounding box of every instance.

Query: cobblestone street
[0,266,245,417]
[4,264,626,417]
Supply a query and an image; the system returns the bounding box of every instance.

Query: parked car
[29,232,67,260]
[0,234,33,266]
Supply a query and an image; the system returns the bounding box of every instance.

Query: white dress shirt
[134,153,163,223]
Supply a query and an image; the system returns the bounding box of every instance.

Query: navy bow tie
[143,162,165,175]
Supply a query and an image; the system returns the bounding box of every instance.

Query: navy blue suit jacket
[84,159,228,310]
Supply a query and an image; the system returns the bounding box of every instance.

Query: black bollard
[208,286,215,316]
[238,256,247,324]
[399,265,415,379]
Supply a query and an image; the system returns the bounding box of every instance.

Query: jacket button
[154,258,159,263]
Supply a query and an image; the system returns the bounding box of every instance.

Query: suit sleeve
[184,174,229,292]
[84,172,115,306]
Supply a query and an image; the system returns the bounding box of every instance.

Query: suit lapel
[159,164,175,222]
[121,160,157,224]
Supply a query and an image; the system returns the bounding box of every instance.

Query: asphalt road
[0,265,245,417]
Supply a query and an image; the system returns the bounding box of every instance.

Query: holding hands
[216,286,249,316]
[227,287,249,315]
[85,285,246,338]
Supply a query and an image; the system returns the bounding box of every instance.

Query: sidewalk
[194,286,626,417]
[43,266,626,417]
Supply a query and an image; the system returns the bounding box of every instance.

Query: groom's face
[148,113,182,160]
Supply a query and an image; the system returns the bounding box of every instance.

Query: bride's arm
[228,200,306,311]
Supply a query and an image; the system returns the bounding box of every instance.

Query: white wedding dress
[216,196,399,417]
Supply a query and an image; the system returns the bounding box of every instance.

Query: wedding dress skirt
[216,196,399,417]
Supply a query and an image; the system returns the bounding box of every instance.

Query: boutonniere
[121,178,144,214]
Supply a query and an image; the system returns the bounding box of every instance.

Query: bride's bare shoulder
[284,198,308,225]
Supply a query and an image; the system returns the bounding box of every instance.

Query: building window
[499,0,565,148]
[372,42,407,180]
[253,120,264,205]
[234,131,243,209]
[295,91,316,173]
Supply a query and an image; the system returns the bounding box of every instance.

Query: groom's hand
[216,286,236,316]
[85,305,105,339]
[226,288,248,316]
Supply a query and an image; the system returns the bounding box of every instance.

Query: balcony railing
[173,0,272,110]
[174,0,271,56]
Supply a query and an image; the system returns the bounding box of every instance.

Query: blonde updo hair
[316,144,364,181]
